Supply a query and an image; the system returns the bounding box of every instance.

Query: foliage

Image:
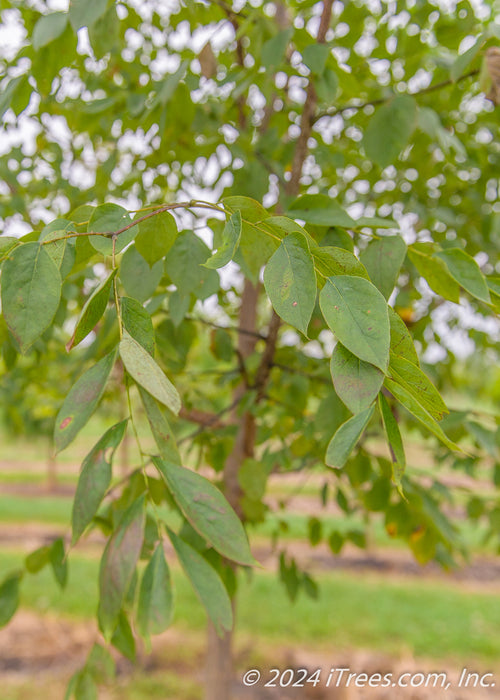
[0,0,500,697]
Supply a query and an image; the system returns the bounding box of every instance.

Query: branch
[186,315,267,341]
[313,68,480,123]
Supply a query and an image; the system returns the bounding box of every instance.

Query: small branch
[178,394,245,445]
[186,315,267,341]
[254,311,281,401]
[313,68,480,123]
[271,362,330,384]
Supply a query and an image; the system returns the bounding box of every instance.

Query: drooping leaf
[330,343,384,414]
[25,546,50,573]
[74,669,98,700]
[153,457,255,566]
[261,29,294,69]
[88,204,138,256]
[88,5,120,59]
[388,307,419,365]
[408,245,460,302]
[204,211,242,269]
[363,95,417,168]
[263,232,316,335]
[302,43,330,74]
[435,248,491,303]
[98,496,145,640]
[325,405,375,468]
[86,644,115,683]
[378,393,406,492]
[69,0,108,31]
[119,245,163,303]
[72,421,128,543]
[55,350,116,452]
[135,210,178,266]
[384,378,460,452]
[137,544,174,637]
[319,275,390,371]
[1,242,61,353]
[140,389,181,464]
[120,333,181,415]
[164,232,219,299]
[360,236,407,299]
[68,270,117,350]
[167,529,233,636]
[451,36,484,82]
[110,612,136,661]
[32,12,68,50]
[0,572,21,627]
[120,297,155,356]
[388,353,449,421]
[50,537,68,588]
[312,246,369,285]
[287,194,355,228]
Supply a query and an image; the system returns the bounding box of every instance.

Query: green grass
[1,550,500,664]
[0,494,73,524]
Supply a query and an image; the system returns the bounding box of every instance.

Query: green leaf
[451,36,484,82]
[315,69,338,102]
[263,232,316,335]
[88,5,119,58]
[435,248,491,303]
[363,95,417,168]
[378,393,406,492]
[384,378,460,452]
[137,544,174,638]
[25,546,50,573]
[153,457,255,566]
[1,242,62,353]
[135,210,178,266]
[0,237,18,255]
[388,308,419,365]
[302,43,330,74]
[140,389,181,464]
[120,333,181,414]
[50,537,68,588]
[72,421,128,544]
[355,217,399,229]
[54,350,117,452]
[388,353,449,421]
[222,196,269,223]
[98,496,145,640]
[119,245,163,303]
[287,194,355,228]
[204,211,242,269]
[69,0,108,31]
[110,612,136,661]
[330,343,384,414]
[312,246,369,286]
[261,29,293,69]
[326,406,375,468]
[165,232,219,299]
[0,572,21,627]
[74,670,97,700]
[408,245,460,302]
[86,644,115,683]
[236,221,278,281]
[88,204,138,256]
[121,297,155,356]
[32,12,68,50]
[68,270,117,350]
[167,529,233,636]
[319,275,390,371]
[360,236,407,299]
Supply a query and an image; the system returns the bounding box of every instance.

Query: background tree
[0,1,499,699]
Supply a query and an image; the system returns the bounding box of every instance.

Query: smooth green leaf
[1,242,61,353]
[137,544,174,637]
[120,333,181,414]
[0,237,18,254]
[165,232,219,299]
[315,69,338,102]
[32,12,68,50]
[72,421,128,543]
[408,245,460,302]
[68,270,117,350]
[287,194,355,228]
[74,670,97,700]
[98,496,145,640]
[54,350,117,452]
[388,307,419,365]
[356,217,399,229]
[86,644,115,683]
[135,210,178,266]
[236,220,278,281]
[153,457,255,566]
[121,297,155,356]
[88,5,119,58]
[50,537,68,588]
[436,248,491,303]
[319,275,390,371]
[69,0,108,31]
[0,572,21,627]
[110,612,136,661]
[326,405,375,468]
[360,236,407,299]
[222,196,269,223]
[261,29,293,69]
[378,393,406,492]
[167,529,233,636]
[451,36,484,82]
[363,95,417,168]
[389,353,449,421]
[330,343,384,414]
[25,546,50,574]
[204,211,242,269]
[263,232,316,335]
[312,246,369,286]
[88,204,137,256]
[302,43,330,74]
[384,378,460,452]
[119,245,163,303]
[140,389,181,464]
